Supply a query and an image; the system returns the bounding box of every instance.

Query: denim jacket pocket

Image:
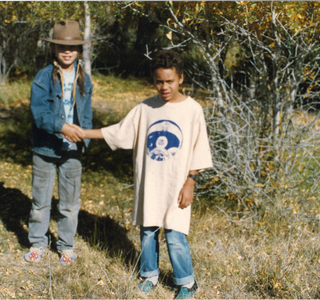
[46,97,55,112]
[47,94,62,115]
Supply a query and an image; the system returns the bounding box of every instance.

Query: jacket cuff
[54,117,65,133]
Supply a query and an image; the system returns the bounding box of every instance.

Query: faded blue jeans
[140,226,194,286]
[28,153,82,251]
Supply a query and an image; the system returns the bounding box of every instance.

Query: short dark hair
[150,50,184,76]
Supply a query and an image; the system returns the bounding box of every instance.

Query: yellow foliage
[166,31,172,41]
[245,198,253,205]
[210,176,220,183]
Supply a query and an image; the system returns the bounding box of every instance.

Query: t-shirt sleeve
[101,105,140,150]
[190,109,213,171]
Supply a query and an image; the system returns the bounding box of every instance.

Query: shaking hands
[62,124,85,142]
[62,124,104,141]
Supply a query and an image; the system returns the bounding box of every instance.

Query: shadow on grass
[0,184,60,251]
[0,182,31,247]
[77,210,138,265]
[48,197,137,265]
[0,178,181,291]
[0,185,137,264]
[159,270,176,291]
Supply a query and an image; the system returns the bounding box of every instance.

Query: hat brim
[42,38,89,45]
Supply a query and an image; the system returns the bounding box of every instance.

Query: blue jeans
[28,153,82,251]
[140,226,194,286]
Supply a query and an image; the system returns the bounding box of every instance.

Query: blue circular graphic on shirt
[147,120,183,161]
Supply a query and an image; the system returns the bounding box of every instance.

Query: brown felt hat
[43,20,88,45]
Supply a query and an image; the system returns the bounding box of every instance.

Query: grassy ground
[1,75,320,299]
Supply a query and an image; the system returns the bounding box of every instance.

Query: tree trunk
[83,1,91,77]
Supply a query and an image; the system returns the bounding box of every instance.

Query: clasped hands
[62,123,85,143]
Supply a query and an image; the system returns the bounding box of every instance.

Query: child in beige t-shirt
[69,50,212,299]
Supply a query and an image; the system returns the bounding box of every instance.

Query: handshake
[62,124,103,142]
[62,123,86,143]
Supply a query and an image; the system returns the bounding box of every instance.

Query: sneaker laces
[61,249,74,258]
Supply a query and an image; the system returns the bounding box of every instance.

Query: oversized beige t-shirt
[101,95,213,235]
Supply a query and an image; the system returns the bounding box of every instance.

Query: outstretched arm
[64,124,104,141]
[84,128,104,139]
[177,171,199,209]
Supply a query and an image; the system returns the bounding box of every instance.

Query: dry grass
[91,74,155,119]
[1,76,320,298]
[2,161,320,299]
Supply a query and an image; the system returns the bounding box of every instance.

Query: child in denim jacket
[25,20,92,265]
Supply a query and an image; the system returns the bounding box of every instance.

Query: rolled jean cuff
[140,268,160,278]
[173,272,194,286]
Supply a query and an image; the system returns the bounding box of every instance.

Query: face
[153,67,184,103]
[52,44,79,72]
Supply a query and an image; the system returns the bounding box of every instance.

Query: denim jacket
[30,60,93,158]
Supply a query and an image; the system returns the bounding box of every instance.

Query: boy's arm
[84,129,104,139]
[65,125,104,141]
[177,170,199,209]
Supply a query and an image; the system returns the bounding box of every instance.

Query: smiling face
[153,67,186,103]
[51,44,80,72]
